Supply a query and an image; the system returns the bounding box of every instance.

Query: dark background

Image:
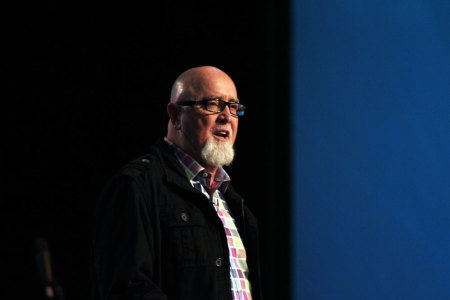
[5,2,290,299]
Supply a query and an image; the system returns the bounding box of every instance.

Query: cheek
[200,118,215,136]
[197,120,213,141]
[182,119,203,144]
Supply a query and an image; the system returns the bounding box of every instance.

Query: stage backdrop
[291,0,450,299]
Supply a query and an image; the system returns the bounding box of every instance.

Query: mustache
[211,126,232,133]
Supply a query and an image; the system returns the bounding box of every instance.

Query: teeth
[215,131,228,137]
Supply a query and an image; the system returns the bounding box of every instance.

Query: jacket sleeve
[92,171,167,300]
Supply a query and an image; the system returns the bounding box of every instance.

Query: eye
[229,103,239,110]
[206,99,220,107]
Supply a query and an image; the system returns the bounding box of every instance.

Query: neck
[204,164,219,184]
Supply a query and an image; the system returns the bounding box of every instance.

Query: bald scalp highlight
[170,66,235,104]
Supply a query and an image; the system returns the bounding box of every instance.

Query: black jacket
[91,139,262,300]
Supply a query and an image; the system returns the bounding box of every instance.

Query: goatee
[200,136,235,168]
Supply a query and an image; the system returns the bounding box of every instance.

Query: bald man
[92,67,262,300]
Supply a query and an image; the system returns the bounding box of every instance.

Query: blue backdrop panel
[291,1,450,299]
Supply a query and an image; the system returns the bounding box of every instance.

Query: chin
[201,136,235,167]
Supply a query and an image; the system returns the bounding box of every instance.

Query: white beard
[201,136,235,168]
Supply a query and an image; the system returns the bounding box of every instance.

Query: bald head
[170,66,237,104]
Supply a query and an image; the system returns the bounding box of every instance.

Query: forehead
[189,72,238,99]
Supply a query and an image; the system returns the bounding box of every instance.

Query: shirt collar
[164,137,231,191]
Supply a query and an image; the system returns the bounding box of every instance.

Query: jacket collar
[152,138,198,193]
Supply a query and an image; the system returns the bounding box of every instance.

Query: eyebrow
[206,96,240,104]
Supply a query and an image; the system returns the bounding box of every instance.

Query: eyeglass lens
[206,99,243,116]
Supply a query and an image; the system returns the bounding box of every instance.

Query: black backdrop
[5,2,290,299]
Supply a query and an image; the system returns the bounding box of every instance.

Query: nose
[217,105,232,124]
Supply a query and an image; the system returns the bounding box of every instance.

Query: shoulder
[120,154,160,179]
[117,140,172,181]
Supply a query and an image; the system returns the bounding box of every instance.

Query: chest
[157,187,244,268]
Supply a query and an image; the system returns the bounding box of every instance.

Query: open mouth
[213,129,230,140]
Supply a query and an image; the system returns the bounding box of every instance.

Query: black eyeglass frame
[177,98,246,117]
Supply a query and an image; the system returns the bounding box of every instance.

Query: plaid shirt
[164,137,252,300]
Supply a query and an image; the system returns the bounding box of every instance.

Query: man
[92,66,262,300]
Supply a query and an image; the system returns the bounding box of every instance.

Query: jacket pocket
[161,207,210,268]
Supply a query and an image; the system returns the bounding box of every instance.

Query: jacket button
[215,257,222,267]
[180,212,189,222]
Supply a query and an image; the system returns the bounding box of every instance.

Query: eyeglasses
[178,98,246,117]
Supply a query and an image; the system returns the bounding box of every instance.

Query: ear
[167,102,181,129]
